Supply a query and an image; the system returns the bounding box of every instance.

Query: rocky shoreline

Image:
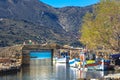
[0,58,22,72]
[0,45,23,73]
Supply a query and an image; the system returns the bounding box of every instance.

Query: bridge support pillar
[22,50,30,65]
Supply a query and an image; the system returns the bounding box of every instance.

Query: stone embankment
[0,45,23,72]
[104,73,120,80]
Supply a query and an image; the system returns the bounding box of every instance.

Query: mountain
[0,0,93,47]
[57,6,92,35]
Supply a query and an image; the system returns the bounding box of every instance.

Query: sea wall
[0,45,23,72]
[0,45,23,58]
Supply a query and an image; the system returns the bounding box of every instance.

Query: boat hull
[69,59,80,67]
[56,58,69,63]
[86,60,110,71]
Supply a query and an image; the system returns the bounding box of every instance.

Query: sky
[40,0,100,8]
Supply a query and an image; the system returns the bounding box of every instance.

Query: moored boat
[56,57,69,63]
[55,51,70,63]
[69,58,80,67]
[85,59,110,71]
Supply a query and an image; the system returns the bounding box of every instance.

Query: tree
[80,0,120,52]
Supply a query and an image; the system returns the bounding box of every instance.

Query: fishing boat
[85,59,110,71]
[56,58,68,63]
[69,58,80,67]
[110,53,120,70]
[110,53,120,66]
[56,57,69,63]
[55,51,70,63]
[77,51,111,71]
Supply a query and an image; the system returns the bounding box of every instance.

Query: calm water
[0,51,114,80]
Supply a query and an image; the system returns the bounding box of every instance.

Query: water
[0,51,115,80]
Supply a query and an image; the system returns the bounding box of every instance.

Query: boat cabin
[110,53,120,66]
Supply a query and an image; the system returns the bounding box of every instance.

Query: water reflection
[55,63,74,80]
[0,59,114,80]
[69,68,105,79]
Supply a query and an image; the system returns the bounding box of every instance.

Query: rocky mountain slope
[0,0,93,47]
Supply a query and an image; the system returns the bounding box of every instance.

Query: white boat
[69,58,80,67]
[56,57,69,63]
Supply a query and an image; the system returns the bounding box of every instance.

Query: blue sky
[40,0,100,8]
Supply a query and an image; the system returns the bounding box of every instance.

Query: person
[79,52,86,69]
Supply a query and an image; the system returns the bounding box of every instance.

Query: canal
[0,51,116,80]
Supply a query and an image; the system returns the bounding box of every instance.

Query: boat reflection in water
[0,59,106,80]
[75,69,104,79]
[55,63,105,80]
[55,63,76,80]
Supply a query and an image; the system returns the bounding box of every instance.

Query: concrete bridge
[22,44,82,65]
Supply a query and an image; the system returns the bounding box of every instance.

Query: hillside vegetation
[80,0,120,52]
[0,0,92,47]
[0,18,73,46]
